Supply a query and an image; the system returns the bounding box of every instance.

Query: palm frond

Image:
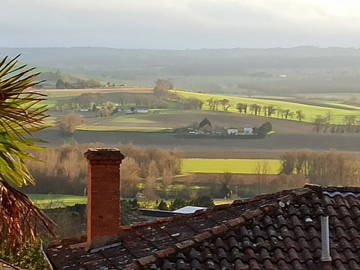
[0,180,56,250]
[0,56,55,250]
[0,55,47,187]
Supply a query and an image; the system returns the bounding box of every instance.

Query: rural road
[36,129,360,154]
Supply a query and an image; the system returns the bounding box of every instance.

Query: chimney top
[85,148,124,161]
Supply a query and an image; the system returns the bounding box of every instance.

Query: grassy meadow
[76,125,171,132]
[172,90,360,124]
[39,87,360,133]
[182,158,281,174]
[28,194,233,209]
[28,194,86,208]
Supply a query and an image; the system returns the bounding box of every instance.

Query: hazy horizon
[2,45,360,50]
[3,0,360,49]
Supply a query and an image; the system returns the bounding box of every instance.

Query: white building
[227,128,239,135]
[136,108,149,114]
[242,127,254,135]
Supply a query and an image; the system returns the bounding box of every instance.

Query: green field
[28,194,86,208]
[182,158,281,174]
[28,194,233,209]
[76,125,171,132]
[172,90,360,124]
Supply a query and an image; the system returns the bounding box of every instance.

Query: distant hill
[2,46,360,95]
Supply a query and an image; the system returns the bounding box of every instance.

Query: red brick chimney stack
[84,148,124,249]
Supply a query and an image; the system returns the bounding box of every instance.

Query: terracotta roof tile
[46,185,360,269]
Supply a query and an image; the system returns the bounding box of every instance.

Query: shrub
[189,195,215,208]
[158,200,169,210]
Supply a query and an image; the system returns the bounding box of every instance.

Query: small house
[136,108,149,114]
[227,128,239,135]
[243,127,254,135]
[199,118,212,133]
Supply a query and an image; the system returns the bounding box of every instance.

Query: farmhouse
[45,148,360,270]
[199,117,212,129]
[136,108,149,114]
[226,127,254,136]
[226,128,239,135]
[240,127,254,135]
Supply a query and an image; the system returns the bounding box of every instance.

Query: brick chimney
[84,148,125,249]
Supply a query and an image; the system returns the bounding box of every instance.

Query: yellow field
[38,87,153,95]
[182,158,281,174]
[172,90,360,124]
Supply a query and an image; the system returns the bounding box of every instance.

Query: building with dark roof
[198,118,212,129]
[45,149,360,270]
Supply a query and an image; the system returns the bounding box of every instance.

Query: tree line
[236,102,306,121]
[280,150,360,186]
[313,114,360,134]
[23,144,182,197]
[56,78,102,89]
[54,91,203,113]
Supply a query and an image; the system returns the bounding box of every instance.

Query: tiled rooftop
[45,185,360,269]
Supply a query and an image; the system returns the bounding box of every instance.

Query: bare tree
[144,160,159,200]
[255,161,269,194]
[153,79,173,96]
[313,115,327,133]
[57,113,84,135]
[121,158,140,197]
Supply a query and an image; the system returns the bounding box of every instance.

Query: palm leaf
[0,180,56,250]
[0,56,55,250]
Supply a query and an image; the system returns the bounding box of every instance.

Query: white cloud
[1,0,360,48]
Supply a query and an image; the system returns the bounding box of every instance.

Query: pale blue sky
[2,0,360,49]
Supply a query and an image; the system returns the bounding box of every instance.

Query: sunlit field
[182,158,281,174]
[28,194,233,209]
[173,90,360,124]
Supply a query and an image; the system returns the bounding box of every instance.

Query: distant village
[175,118,272,138]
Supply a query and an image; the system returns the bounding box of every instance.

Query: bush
[158,200,169,210]
[189,195,215,208]
[257,121,272,136]
[56,113,84,135]
[170,198,187,210]
[0,241,50,270]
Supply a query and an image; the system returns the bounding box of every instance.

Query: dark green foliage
[257,122,272,136]
[0,241,50,270]
[189,195,215,208]
[170,198,187,210]
[56,78,102,89]
[158,200,169,210]
[127,199,139,209]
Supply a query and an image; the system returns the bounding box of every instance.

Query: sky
[2,0,360,49]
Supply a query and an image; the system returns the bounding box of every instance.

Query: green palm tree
[0,55,55,250]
